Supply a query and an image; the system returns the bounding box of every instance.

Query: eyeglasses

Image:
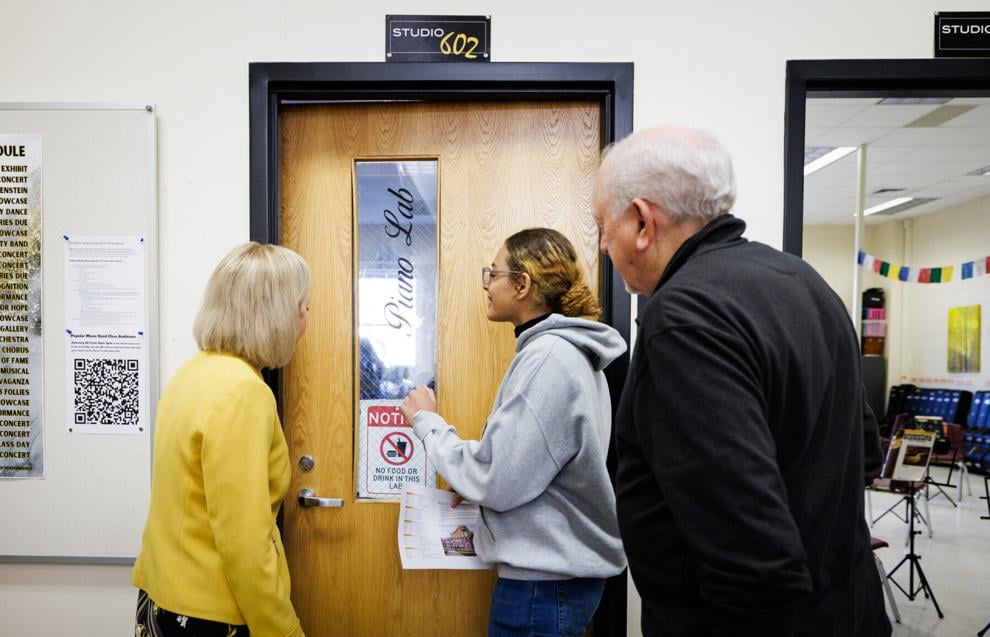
[481,267,525,286]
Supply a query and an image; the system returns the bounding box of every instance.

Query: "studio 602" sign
[935,12,990,57]
[386,15,490,63]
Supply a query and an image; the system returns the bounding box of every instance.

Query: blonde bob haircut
[193,242,310,370]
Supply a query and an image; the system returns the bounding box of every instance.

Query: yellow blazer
[133,351,303,637]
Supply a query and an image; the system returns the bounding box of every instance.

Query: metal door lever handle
[298,488,344,508]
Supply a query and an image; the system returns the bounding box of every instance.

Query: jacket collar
[653,214,747,293]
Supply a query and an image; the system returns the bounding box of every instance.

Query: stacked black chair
[964,392,990,475]
[977,393,990,636]
[881,384,916,438]
[902,387,972,424]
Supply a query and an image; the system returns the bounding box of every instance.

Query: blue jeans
[488,577,606,637]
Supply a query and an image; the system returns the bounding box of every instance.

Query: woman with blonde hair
[401,227,627,637]
[133,242,309,637]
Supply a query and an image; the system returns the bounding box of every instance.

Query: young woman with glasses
[401,227,626,637]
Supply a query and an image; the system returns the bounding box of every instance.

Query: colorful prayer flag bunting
[853,251,990,284]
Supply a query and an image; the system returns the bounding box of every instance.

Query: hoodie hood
[516,313,626,372]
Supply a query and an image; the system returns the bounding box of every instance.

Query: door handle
[298,488,344,508]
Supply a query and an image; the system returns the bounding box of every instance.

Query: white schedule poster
[0,135,43,478]
[64,236,148,435]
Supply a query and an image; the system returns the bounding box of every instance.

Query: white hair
[600,125,737,224]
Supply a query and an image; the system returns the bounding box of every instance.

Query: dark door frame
[248,61,634,636]
[783,58,990,256]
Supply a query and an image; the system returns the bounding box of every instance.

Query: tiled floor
[868,472,990,636]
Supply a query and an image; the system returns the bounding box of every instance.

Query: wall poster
[948,304,980,373]
[64,236,148,435]
[0,135,42,479]
[354,159,438,500]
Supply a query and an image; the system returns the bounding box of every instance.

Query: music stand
[871,416,937,536]
[916,417,957,507]
[870,483,931,538]
[979,476,990,636]
[982,474,990,521]
[884,480,944,619]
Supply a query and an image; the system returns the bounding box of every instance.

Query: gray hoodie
[412,314,628,580]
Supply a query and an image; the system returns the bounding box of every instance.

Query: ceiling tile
[912,179,979,198]
[812,127,893,146]
[914,159,989,178]
[804,102,872,128]
[807,97,879,105]
[865,146,918,163]
[802,96,990,226]
[867,161,930,177]
[896,145,973,162]
[928,127,990,145]
[804,127,831,144]
[844,103,943,127]
[870,128,943,146]
[937,104,990,128]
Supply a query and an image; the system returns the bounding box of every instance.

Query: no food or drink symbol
[381,431,414,466]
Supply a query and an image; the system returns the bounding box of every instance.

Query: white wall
[805,195,990,402]
[806,219,911,407]
[0,564,135,636]
[802,224,855,314]
[0,1,981,635]
[861,220,909,397]
[902,198,990,391]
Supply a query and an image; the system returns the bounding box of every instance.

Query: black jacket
[615,215,889,637]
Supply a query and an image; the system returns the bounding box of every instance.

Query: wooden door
[279,100,602,636]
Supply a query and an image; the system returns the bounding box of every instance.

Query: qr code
[73,358,139,426]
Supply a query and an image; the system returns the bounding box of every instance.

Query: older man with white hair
[594,126,890,636]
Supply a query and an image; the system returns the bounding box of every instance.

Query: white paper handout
[65,236,145,333]
[398,484,492,570]
[63,236,148,435]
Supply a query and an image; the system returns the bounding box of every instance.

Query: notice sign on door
[357,400,436,499]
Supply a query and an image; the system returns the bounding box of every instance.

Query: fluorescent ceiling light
[864,196,913,216]
[805,146,835,163]
[804,146,857,176]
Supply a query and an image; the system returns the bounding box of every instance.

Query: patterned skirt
[135,590,249,637]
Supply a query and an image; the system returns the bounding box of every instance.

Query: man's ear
[630,198,658,252]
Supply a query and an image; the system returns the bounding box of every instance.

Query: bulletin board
[0,104,158,563]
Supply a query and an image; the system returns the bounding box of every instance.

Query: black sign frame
[935,12,990,58]
[386,15,490,63]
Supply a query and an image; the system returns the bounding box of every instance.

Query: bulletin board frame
[0,103,158,564]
